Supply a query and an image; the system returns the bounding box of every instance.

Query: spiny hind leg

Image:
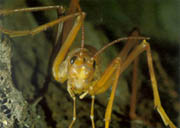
[121,40,176,128]
[129,57,139,120]
[144,41,176,128]
[129,57,153,126]
[0,12,83,37]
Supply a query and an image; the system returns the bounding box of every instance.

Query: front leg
[89,57,122,128]
[67,86,77,128]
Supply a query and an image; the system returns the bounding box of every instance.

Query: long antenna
[81,22,85,50]
[93,37,150,58]
[76,0,85,55]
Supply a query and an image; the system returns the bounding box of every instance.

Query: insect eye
[93,60,96,69]
[70,56,77,64]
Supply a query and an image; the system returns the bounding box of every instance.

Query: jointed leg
[89,32,140,128]
[145,41,176,128]
[90,39,176,128]
[130,56,154,127]
[69,97,76,128]
[120,40,176,128]
[88,54,122,128]
[129,57,139,120]
[89,57,121,95]
[0,12,84,37]
[104,66,121,128]
[90,95,95,128]
[0,6,85,83]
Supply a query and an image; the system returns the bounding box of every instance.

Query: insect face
[68,50,96,94]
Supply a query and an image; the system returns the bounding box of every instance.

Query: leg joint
[104,118,111,122]
[90,115,94,120]
[91,95,95,99]
[114,57,122,65]
[73,117,76,121]
[142,40,150,48]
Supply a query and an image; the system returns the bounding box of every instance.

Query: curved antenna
[75,0,85,55]
[81,22,85,50]
[93,37,150,58]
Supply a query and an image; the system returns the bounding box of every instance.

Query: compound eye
[70,56,77,64]
[93,60,96,69]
